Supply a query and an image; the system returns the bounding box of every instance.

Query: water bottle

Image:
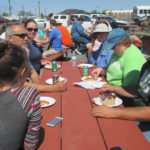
[72,51,77,66]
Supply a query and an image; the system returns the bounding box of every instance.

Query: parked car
[52,14,69,28]
[34,18,46,30]
[73,14,93,30]
[97,16,129,28]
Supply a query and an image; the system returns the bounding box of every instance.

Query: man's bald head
[6,23,27,47]
[6,24,27,38]
[12,24,27,35]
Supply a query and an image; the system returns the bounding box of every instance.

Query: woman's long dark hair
[0,40,29,88]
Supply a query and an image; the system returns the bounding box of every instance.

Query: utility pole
[8,0,12,16]
[22,5,24,17]
[38,0,40,17]
[45,8,46,17]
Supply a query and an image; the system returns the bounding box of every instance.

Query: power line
[38,0,40,17]
[8,0,12,16]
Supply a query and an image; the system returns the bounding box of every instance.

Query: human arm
[96,50,114,68]
[77,24,88,37]
[35,37,50,47]
[92,105,150,121]
[100,84,138,98]
[24,88,41,150]
[30,69,40,83]
[92,67,107,77]
[24,81,67,93]
[40,60,51,66]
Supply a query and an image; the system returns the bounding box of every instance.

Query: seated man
[56,20,72,47]
[92,25,150,142]
[71,17,90,55]
[6,23,67,93]
[38,19,63,58]
[68,13,77,26]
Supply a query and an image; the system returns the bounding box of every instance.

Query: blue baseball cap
[103,28,127,50]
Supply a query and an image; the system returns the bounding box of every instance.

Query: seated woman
[24,19,42,74]
[0,40,41,150]
[87,23,113,68]
[92,28,146,96]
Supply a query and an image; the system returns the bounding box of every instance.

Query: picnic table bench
[38,61,150,150]
[41,48,69,62]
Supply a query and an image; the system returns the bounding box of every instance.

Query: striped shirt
[11,87,41,150]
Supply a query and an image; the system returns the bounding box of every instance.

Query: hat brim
[135,31,150,37]
[103,40,116,51]
[92,29,110,34]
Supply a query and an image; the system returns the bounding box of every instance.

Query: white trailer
[133,5,150,20]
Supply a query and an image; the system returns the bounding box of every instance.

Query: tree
[2,12,9,16]
[41,13,45,18]
[108,11,113,16]
[102,11,106,15]
[26,11,34,16]
[18,10,26,16]
[91,10,100,14]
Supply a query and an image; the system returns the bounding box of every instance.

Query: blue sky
[0,0,150,15]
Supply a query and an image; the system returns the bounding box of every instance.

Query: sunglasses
[13,34,27,39]
[27,28,38,32]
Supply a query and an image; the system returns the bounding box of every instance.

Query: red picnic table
[38,61,150,150]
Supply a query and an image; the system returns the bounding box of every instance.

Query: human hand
[100,84,115,93]
[86,43,93,51]
[92,105,120,118]
[92,67,104,77]
[54,81,67,92]
[41,61,51,66]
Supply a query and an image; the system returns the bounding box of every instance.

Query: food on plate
[84,75,99,81]
[46,64,52,68]
[78,64,93,68]
[40,100,50,107]
[78,64,84,68]
[84,76,94,81]
[101,93,116,106]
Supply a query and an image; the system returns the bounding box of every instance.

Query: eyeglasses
[27,28,38,32]
[13,34,27,39]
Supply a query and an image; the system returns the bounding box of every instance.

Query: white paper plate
[81,76,102,82]
[77,64,94,68]
[44,64,61,69]
[45,77,67,85]
[93,97,122,107]
[40,96,56,108]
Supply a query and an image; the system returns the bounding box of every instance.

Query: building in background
[106,10,133,19]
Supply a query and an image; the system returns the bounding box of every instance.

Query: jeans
[136,121,150,143]
[73,36,90,52]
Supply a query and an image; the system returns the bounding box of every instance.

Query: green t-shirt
[107,44,146,87]
[38,29,44,40]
